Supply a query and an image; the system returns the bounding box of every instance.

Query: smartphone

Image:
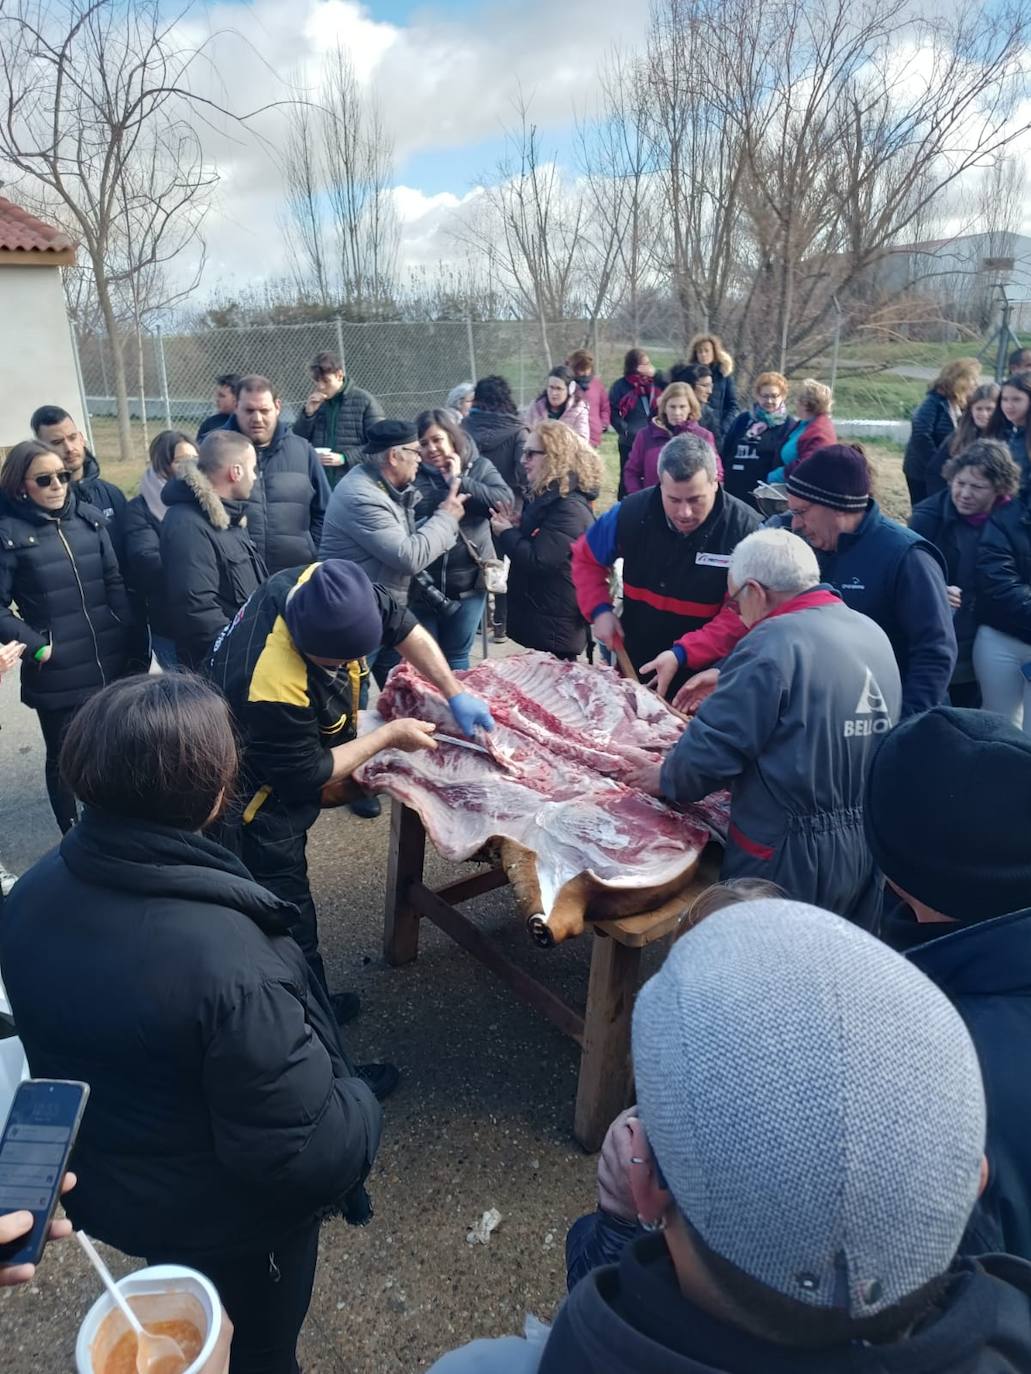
[0,1079,89,1268]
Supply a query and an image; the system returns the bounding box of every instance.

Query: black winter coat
[495,486,595,656]
[76,452,128,565]
[123,486,174,641]
[411,445,512,601]
[904,390,956,484]
[462,409,528,493]
[292,380,385,468]
[910,488,985,677]
[0,809,382,1261]
[705,362,739,443]
[0,493,130,711]
[223,417,330,574]
[160,464,267,669]
[608,378,656,456]
[976,492,1031,644]
[720,410,799,505]
[907,908,1031,1263]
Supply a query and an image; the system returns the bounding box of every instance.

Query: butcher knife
[435,731,494,757]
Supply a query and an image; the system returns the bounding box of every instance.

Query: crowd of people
[4,337,1031,1372]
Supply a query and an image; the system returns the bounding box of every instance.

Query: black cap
[362,419,418,457]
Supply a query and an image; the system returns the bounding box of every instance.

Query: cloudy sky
[182,0,628,294]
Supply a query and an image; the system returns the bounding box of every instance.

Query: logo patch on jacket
[844,667,892,737]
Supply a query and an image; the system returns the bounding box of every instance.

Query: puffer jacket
[904,390,956,485]
[495,485,595,657]
[160,463,267,669]
[574,375,610,446]
[291,379,385,489]
[462,409,529,493]
[0,492,130,711]
[976,490,1031,644]
[705,361,739,443]
[123,469,174,640]
[76,451,128,564]
[0,807,382,1261]
[411,445,512,602]
[319,463,460,605]
[223,417,330,574]
[523,395,591,443]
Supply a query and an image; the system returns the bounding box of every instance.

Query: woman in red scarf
[608,348,659,497]
[909,437,1019,708]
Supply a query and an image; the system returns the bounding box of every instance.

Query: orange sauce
[100,1319,203,1374]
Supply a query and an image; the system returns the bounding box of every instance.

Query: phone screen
[0,1079,89,1268]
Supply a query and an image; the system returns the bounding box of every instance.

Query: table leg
[574,932,642,1151]
[383,801,426,966]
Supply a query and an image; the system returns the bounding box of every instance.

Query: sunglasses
[32,470,72,489]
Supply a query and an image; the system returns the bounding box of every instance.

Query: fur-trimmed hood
[161,460,242,530]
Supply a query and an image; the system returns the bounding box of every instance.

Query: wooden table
[382,799,720,1151]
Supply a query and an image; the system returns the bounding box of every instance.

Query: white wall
[0,264,83,449]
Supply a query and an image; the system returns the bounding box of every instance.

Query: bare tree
[0,0,271,461]
[280,44,399,317]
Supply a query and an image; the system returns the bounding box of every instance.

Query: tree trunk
[93,263,133,464]
[135,316,149,449]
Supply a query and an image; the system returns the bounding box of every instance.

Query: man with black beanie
[207,557,493,1092]
[772,445,956,715]
[866,705,1031,1259]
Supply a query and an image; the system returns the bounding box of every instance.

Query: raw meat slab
[356,652,728,917]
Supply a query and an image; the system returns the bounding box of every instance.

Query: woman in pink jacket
[567,348,611,447]
[523,365,591,442]
[623,382,722,493]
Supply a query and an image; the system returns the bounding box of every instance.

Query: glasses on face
[32,470,72,489]
[399,444,421,456]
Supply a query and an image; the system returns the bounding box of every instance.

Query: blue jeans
[415,593,486,671]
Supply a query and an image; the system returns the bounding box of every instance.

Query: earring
[19,491,29,501]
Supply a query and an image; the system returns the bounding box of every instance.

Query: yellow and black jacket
[206,562,415,811]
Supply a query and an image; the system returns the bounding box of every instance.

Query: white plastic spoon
[76,1230,187,1374]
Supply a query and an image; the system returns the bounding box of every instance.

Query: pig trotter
[527,914,555,949]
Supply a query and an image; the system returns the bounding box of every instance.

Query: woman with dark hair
[903,357,981,507]
[925,383,999,497]
[413,408,512,669]
[123,428,197,668]
[988,373,1031,490]
[609,348,659,497]
[672,362,720,435]
[0,440,131,833]
[461,374,529,496]
[685,333,739,441]
[0,673,382,1374]
[910,438,1020,707]
[523,365,591,441]
[566,348,610,446]
[490,421,601,660]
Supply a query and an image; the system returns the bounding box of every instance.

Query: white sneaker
[0,865,17,897]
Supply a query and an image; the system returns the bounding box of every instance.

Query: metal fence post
[68,320,95,454]
[156,328,173,426]
[335,317,346,373]
[518,324,526,408]
[466,317,477,382]
[829,298,843,393]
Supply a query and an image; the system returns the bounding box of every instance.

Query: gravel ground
[0,658,622,1372]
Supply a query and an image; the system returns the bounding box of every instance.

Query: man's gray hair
[729,528,820,594]
[658,433,717,483]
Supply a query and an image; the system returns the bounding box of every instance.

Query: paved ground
[0,658,633,1372]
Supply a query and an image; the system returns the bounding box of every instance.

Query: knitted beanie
[786,445,869,511]
[633,900,985,1317]
[284,560,382,662]
[865,706,1031,921]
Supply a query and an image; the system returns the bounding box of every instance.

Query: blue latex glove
[448,692,495,737]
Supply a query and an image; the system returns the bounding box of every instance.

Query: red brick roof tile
[0,197,75,254]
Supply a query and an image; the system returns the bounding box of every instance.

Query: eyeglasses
[398,444,421,456]
[32,470,72,489]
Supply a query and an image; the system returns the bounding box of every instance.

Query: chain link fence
[75,317,612,434]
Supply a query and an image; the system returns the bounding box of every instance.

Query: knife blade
[435,731,494,757]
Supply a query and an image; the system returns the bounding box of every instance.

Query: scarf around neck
[617,373,658,421]
[139,466,168,522]
[961,493,1012,528]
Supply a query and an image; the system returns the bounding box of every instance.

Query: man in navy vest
[777,446,955,716]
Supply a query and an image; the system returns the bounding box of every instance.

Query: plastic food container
[76,1264,223,1374]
